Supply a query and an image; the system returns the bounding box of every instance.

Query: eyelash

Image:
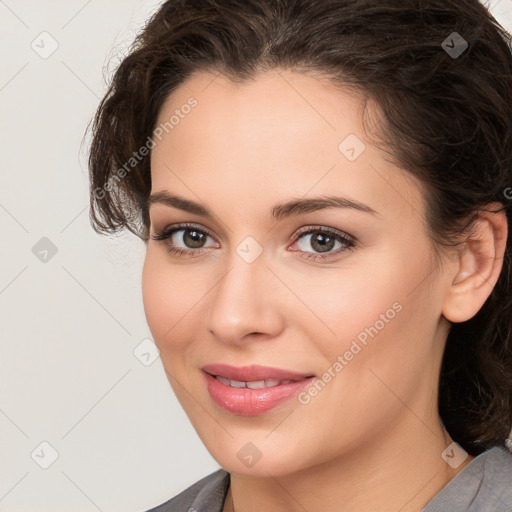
[151,222,356,261]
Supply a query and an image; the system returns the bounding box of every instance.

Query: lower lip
[203,371,314,416]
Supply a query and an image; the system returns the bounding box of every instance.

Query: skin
[141,69,507,512]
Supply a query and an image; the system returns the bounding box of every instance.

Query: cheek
[283,263,403,351]
[292,247,436,373]
[141,250,200,351]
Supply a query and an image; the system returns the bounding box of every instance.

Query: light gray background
[1,1,511,511]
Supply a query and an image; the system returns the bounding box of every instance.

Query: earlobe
[442,204,508,323]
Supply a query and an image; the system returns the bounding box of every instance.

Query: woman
[88,0,512,510]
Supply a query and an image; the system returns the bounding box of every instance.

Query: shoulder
[423,445,512,512]
[143,468,230,512]
[476,445,512,509]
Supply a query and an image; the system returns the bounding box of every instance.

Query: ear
[442,203,508,323]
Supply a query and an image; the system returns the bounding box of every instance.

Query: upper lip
[202,364,314,382]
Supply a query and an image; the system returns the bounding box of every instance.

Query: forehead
[150,69,425,220]
[155,68,366,143]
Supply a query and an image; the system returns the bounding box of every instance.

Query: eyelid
[291,224,355,243]
[152,222,219,243]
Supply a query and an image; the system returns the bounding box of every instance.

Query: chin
[202,437,310,477]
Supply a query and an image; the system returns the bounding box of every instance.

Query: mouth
[201,364,316,416]
[211,375,309,389]
[202,363,314,381]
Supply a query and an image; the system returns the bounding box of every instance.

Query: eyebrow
[146,191,378,220]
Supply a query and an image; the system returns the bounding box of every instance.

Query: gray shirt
[145,445,512,512]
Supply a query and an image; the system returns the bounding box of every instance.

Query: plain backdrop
[1,1,511,511]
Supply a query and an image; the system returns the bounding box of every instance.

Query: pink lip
[202,364,313,381]
[201,364,315,416]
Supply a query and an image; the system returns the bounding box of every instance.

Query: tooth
[230,379,247,388]
[215,376,298,389]
[246,380,266,389]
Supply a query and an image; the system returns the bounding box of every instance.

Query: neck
[224,417,474,512]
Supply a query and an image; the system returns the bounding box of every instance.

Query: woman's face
[142,69,453,476]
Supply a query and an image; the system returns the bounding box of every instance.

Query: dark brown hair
[88,0,512,455]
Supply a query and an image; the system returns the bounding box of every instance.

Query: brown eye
[294,229,353,255]
[287,226,357,262]
[308,231,336,253]
[179,229,207,248]
[151,224,219,256]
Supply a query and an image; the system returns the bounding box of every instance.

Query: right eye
[152,223,220,257]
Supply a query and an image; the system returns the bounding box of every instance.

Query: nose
[205,253,286,346]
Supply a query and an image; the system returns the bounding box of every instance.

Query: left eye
[291,229,354,255]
